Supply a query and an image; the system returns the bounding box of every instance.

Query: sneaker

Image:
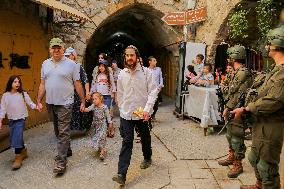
[140,159,152,169]
[112,174,126,185]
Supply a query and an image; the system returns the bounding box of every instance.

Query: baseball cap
[64,47,76,56]
[50,38,64,48]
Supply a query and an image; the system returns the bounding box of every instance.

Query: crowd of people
[0,38,163,186]
[1,23,284,189]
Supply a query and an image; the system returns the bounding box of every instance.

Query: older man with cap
[37,38,85,174]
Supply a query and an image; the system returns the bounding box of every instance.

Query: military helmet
[267,26,284,48]
[227,45,246,60]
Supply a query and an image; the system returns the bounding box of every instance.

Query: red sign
[162,7,206,25]
[162,12,186,26]
[186,7,206,24]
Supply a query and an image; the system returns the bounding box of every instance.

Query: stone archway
[84,3,181,97]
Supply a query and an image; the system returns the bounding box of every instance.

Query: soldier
[233,26,284,189]
[218,45,252,178]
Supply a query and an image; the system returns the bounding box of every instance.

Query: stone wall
[54,0,243,64]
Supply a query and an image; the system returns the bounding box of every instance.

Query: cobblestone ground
[0,100,257,189]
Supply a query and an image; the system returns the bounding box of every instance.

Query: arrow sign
[162,12,186,26]
[162,7,206,26]
[186,7,206,24]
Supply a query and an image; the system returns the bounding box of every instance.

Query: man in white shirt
[112,45,158,186]
[148,56,164,122]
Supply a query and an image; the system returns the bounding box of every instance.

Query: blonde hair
[91,92,104,103]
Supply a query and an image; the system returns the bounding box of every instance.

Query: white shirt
[148,67,164,89]
[90,73,116,95]
[117,64,159,120]
[194,63,204,75]
[113,68,122,82]
[0,92,36,120]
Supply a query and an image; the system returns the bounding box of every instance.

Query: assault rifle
[216,85,226,124]
[218,92,246,135]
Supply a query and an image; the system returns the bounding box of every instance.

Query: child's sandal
[99,150,106,161]
[53,164,66,174]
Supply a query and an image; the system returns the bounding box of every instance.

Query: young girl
[91,60,116,110]
[84,92,114,160]
[0,75,37,170]
[185,65,197,82]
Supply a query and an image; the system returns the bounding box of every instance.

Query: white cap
[64,47,76,56]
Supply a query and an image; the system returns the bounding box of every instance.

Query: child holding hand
[84,92,114,160]
[0,75,38,170]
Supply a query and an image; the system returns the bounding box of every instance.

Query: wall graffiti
[9,53,30,69]
[0,51,30,69]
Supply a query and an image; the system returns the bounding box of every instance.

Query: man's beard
[125,60,137,70]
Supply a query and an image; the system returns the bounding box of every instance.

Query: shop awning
[30,0,91,21]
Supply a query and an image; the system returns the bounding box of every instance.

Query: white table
[182,85,222,130]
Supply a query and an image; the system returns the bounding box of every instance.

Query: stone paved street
[0,100,256,189]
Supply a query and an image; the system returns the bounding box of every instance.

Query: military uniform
[240,26,284,189]
[221,73,233,102]
[244,72,267,107]
[225,66,252,160]
[218,45,252,178]
[243,64,284,188]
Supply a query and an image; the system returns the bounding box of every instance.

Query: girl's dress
[86,104,112,149]
[0,92,36,148]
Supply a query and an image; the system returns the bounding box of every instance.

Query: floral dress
[70,64,93,131]
[86,104,112,149]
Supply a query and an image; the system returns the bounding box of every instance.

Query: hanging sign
[161,12,186,26]
[162,7,206,25]
[186,7,206,24]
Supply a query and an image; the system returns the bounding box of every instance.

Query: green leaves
[228,9,249,41]
[256,0,277,37]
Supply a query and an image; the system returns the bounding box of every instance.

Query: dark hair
[278,47,284,53]
[99,53,107,60]
[235,59,246,64]
[5,75,24,93]
[148,56,155,62]
[187,65,197,75]
[96,64,111,91]
[196,54,204,61]
[204,64,212,72]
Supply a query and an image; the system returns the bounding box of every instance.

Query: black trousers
[118,118,152,176]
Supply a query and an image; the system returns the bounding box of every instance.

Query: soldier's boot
[218,149,235,166]
[227,160,243,178]
[240,179,262,189]
[20,148,28,160]
[262,176,280,189]
[12,154,23,170]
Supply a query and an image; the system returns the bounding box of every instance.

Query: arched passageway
[85,3,181,97]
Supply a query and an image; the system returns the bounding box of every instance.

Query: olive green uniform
[246,64,284,188]
[221,73,233,102]
[244,72,267,107]
[225,66,252,160]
